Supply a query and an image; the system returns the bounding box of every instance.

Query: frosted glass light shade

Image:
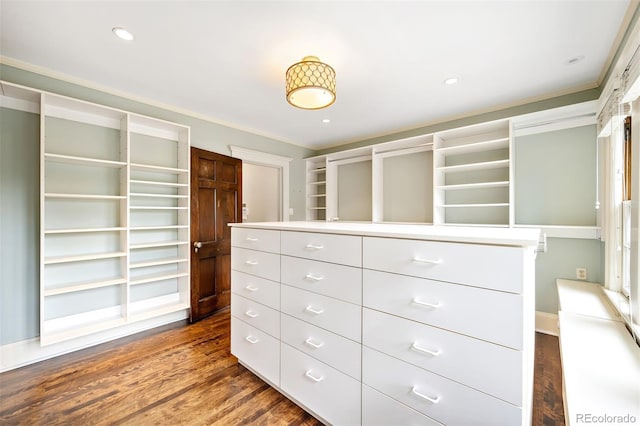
[286,56,336,109]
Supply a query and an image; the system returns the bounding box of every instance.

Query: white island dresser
[229,222,540,426]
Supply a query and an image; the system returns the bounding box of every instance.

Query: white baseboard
[0,310,188,373]
[536,311,559,336]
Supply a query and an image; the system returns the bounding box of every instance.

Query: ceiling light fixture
[286,56,336,110]
[322,118,331,124]
[112,27,134,41]
[444,77,458,85]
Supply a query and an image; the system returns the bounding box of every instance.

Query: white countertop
[230,221,540,247]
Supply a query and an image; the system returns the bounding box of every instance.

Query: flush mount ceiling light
[112,27,134,41]
[444,77,459,85]
[286,56,336,110]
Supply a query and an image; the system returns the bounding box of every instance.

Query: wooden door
[190,147,242,322]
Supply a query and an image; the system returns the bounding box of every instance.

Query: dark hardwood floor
[0,309,565,425]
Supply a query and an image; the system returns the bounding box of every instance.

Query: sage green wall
[0,107,40,344]
[0,64,314,345]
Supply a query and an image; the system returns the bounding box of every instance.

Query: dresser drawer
[231,316,280,387]
[231,247,280,282]
[362,385,443,426]
[231,270,280,310]
[363,269,523,349]
[231,294,280,338]
[363,308,522,405]
[281,285,361,342]
[231,227,280,253]
[363,348,522,426]
[281,231,362,267]
[281,255,362,304]
[281,343,361,426]
[363,236,525,293]
[281,313,361,380]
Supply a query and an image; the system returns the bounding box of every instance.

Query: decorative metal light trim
[286,56,336,110]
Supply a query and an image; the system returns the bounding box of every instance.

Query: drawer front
[281,343,361,426]
[363,348,522,426]
[231,270,280,309]
[363,269,523,349]
[281,255,362,304]
[231,247,280,282]
[281,231,362,267]
[281,285,361,342]
[231,294,280,338]
[281,313,361,380]
[231,227,280,253]
[363,236,524,293]
[231,316,280,387]
[362,385,443,426]
[363,308,522,405]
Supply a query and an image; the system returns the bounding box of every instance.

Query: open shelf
[436,137,509,155]
[44,251,127,265]
[437,181,510,191]
[130,271,189,286]
[130,179,188,188]
[44,227,126,234]
[130,240,189,250]
[130,257,188,269]
[130,163,188,174]
[45,193,126,200]
[44,153,126,168]
[436,159,510,173]
[43,278,127,297]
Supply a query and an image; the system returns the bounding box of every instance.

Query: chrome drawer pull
[244,284,259,292]
[245,335,259,344]
[305,273,324,282]
[412,297,442,309]
[411,342,441,357]
[305,244,324,250]
[305,305,325,315]
[411,386,440,404]
[244,260,258,266]
[412,256,443,265]
[305,337,325,349]
[245,310,259,318]
[245,237,259,242]
[305,369,324,382]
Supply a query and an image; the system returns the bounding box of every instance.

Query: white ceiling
[0,1,633,149]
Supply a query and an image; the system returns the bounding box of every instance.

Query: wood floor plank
[0,308,565,425]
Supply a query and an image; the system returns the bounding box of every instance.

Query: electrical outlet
[576,268,587,280]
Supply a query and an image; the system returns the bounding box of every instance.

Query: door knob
[194,241,202,253]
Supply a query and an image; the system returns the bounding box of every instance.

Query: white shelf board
[45,193,126,200]
[442,203,510,208]
[436,137,509,155]
[130,179,188,188]
[130,163,188,174]
[309,168,327,173]
[129,240,189,249]
[130,271,189,286]
[309,194,327,197]
[45,153,126,168]
[437,181,510,191]
[130,206,188,210]
[309,207,327,210]
[309,181,327,185]
[130,257,188,269]
[130,225,188,231]
[44,251,127,265]
[130,193,188,199]
[44,278,127,297]
[45,227,126,234]
[128,301,189,323]
[41,316,126,346]
[436,159,509,173]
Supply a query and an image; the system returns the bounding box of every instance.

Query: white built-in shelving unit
[2,81,191,345]
[307,105,600,240]
[433,120,512,226]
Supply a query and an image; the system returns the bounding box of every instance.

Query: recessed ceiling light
[444,77,458,85]
[112,27,134,41]
[322,119,331,124]
[566,55,585,65]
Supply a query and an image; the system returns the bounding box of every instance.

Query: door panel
[191,147,241,322]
